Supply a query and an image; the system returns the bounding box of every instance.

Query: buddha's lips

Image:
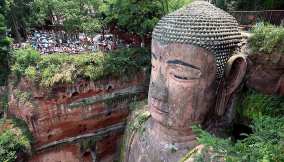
[150,98,169,113]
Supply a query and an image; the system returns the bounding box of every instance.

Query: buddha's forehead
[151,39,216,68]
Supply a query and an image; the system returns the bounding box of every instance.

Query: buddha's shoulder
[120,101,151,161]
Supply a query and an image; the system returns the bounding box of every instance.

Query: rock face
[0,86,7,116]
[8,73,148,162]
[246,54,284,96]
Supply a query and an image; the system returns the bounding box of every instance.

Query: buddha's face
[149,40,218,129]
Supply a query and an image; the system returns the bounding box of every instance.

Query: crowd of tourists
[13,30,119,54]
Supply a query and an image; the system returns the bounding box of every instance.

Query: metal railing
[230,10,284,26]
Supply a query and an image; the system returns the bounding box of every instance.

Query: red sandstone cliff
[246,53,284,96]
[8,73,148,162]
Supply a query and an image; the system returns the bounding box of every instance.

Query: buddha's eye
[173,75,189,80]
[170,72,191,81]
[169,65,202,82]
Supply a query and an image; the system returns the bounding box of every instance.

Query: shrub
[13,89,32,105]
[186,89,284,162]
[236,89,284,119]
[192,116,284,162]
[11,47,41,79]
[11,47,150,88]
[0,118,32,162]
[249,23,284,54]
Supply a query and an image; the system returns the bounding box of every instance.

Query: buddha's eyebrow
[152,53,157,59]
[167,60,200,70]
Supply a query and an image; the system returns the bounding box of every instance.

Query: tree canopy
[214,0,284,11]
[1,0,284,42]
[0,13,11,86]
[1,0,196,42]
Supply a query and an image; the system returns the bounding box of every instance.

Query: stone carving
[126,1,247,162]
[153,0,242,79]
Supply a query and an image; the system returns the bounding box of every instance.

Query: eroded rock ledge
[8,72,148,162]
[246,53,284,96]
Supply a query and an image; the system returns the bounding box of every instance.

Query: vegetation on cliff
[249,24,284,54]
[237,90,284,119]
[189,90,284,162]
[0,118,32,162]
[192,116,284,162]
[119,100,149,162]
[11,47,150,87]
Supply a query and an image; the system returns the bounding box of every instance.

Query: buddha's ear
[224,54,248,94]
[215,54,247,116]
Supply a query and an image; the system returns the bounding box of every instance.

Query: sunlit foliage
[11,47,150,87]
[0,118,32,162]
[249,23,284,54]
[192,116,284,162]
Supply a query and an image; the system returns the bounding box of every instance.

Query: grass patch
[11,47,150,88]
[249,23,284,54]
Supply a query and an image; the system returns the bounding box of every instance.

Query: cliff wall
[8,73,148,162]
[246,53,284,96]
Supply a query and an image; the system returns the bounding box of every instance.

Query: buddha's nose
[149,69,168,101]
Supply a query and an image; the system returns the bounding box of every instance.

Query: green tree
[2,0,104,41]
[0,13,11,86]
[262,0,284,10]
[159,0,193,14]
[102,0,164,45]
[0,118,32,162]
[31,0,103,34]
[3,0,35,42]
[215,0,226,10]
[214,0,284,11]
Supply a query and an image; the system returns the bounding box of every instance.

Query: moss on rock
[119,100,149,162]
[11,47,150,88]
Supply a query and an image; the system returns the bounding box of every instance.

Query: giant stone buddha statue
[125,1,247,162]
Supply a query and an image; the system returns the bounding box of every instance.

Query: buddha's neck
[149,119,197,149]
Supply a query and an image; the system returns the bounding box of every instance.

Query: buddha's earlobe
[215,54,248,116]
[225,54,248,94]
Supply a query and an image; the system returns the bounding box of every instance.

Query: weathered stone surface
[128,118,197,162]
[29,132,124,162]
[0,86,7,116]
[246,54,284,96]
[29,144,82,162]
[125,1,247,162]
[8,73,148,162]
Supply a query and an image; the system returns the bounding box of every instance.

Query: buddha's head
[149,1,246,130]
